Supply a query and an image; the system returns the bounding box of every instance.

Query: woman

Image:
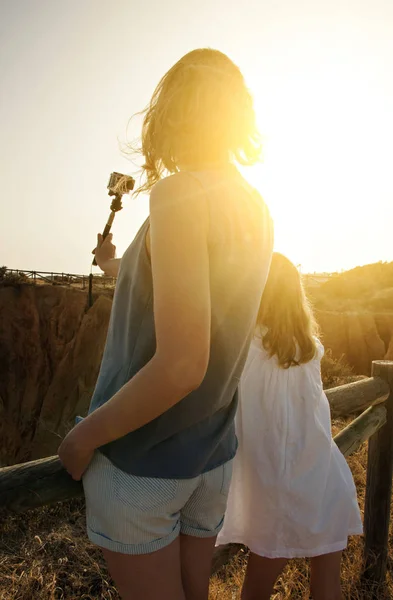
[59,48,273,600]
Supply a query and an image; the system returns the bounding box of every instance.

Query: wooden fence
[1,360,393,586]
[2,269,116,289]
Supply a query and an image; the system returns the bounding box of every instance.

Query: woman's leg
[180,534,217,600]
[102,537,185,600]
[179,460,234,600]
[241,552,288,600]
[310,551,343,600]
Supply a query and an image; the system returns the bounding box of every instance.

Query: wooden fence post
[363,360,393,584]
[88,273,94,308]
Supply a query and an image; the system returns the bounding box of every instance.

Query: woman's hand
[93,233,116,266]
[93,233,121,277]
[58,424,96,481]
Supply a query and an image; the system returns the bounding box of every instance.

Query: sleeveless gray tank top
[88,167,273,478]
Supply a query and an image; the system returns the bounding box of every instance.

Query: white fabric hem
[217,528,363,559]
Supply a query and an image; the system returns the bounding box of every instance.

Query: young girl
[58,49,273,600]
[217,253,362,600]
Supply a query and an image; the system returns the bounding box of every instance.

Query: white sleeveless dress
[217,334,363,558]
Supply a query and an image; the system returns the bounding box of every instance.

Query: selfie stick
[89,172,135,307]
[92,193,124,266]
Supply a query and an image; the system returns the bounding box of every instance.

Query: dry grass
[321,350,361,390]
[0,360,389,598]
[0,500,118,600]
[210,436,393,600]
[1,437,393,599]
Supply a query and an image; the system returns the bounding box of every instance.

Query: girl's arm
[59,173,211,478]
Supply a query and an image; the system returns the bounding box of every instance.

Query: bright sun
[241,61,392,274]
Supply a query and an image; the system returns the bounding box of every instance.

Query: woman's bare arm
[77,173,211,447]
[93,233,121,277]
[100,258,121,277]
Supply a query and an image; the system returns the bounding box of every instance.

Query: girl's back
[217,254,362,560]
[238,334,331,479]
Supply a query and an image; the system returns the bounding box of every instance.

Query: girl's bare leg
[241,552,288,600]
[310,551,343,600]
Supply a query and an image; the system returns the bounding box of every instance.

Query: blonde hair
[129,48,261,195]
[257,253,319,368]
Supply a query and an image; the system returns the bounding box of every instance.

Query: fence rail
[1,269,116,289]
[0,360,393,587]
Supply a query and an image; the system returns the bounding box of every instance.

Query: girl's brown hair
[129,48,261,195]
[257,253,319,368]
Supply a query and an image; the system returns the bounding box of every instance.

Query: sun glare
[242,63,391,273]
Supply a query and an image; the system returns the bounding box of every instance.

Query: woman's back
[89,167,274,478]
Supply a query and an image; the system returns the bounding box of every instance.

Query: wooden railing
[1,269,116,289]
[1,360,392,586]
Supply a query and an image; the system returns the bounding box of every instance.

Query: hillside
[306,261,393,312]
[310,262,393,377]
[0,261,393,466]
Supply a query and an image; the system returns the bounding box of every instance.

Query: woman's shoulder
[149,173,209,220]
[150,172,205,201]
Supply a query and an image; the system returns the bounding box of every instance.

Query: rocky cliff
[0,285,112,466]
[0,284,392,466]
[317,310,393,375]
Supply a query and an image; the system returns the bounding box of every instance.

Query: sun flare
[241,61,392,273]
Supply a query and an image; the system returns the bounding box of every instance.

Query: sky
[0,0,392,275]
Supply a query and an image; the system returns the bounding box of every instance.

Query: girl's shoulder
[249,331,325,367]
[313,337,325,360]
[249,331,275,363]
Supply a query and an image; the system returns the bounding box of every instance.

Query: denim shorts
[82,451,233,555]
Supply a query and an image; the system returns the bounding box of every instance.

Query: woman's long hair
[257,253,319,368]
[128,48,261,195]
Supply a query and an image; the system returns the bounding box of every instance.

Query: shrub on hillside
[367,287,393,311]
[321,350,357,389]
[307,261,393,312]
[0,267,28,286]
